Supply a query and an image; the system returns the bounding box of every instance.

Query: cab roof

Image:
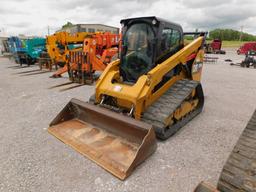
[120,16,183,31]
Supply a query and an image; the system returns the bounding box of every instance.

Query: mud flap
[48,98,157,180]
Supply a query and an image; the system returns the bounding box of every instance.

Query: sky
[0,0,256,36]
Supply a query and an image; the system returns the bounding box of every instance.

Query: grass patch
[221,41,246,48]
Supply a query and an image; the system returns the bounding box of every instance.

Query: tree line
[209,29,256,41]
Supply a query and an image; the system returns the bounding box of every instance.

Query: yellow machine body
[48,17,206,180]
[95,37,204,119]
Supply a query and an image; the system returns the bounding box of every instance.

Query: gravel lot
[0,48,255,192]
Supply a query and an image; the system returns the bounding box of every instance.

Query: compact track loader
[48,17,206,180]
[195,110,256,192]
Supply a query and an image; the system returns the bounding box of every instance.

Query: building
[57,24,119,34]
[0,36,9,54]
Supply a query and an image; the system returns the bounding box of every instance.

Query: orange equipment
[52,32,119,84]
[39,31,88,71]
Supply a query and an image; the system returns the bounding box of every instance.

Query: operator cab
[120,16,183,83]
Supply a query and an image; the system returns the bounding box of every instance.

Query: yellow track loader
[48,17,207,180]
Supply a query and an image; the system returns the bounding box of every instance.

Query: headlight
[152,19,157,25]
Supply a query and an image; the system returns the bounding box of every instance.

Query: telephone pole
[239,26,243,41]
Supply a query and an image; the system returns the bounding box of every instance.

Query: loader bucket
[48,98,157,180]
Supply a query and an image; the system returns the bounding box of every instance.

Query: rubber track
[142,79,204,140]
[217,110,256,192]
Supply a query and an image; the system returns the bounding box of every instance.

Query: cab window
[160,28,181,53]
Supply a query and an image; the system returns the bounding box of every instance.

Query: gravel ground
[0,48,255,192]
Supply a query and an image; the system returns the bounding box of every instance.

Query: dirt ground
[0,48,255,192]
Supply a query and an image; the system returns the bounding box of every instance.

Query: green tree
[62,22,74,29]
[209,29,256,41]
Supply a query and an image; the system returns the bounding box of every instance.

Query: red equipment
[237,42,256,54]
[211,39,222,51]
[205,39,225,54]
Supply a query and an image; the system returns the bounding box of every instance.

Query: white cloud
[0,0,255,36]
